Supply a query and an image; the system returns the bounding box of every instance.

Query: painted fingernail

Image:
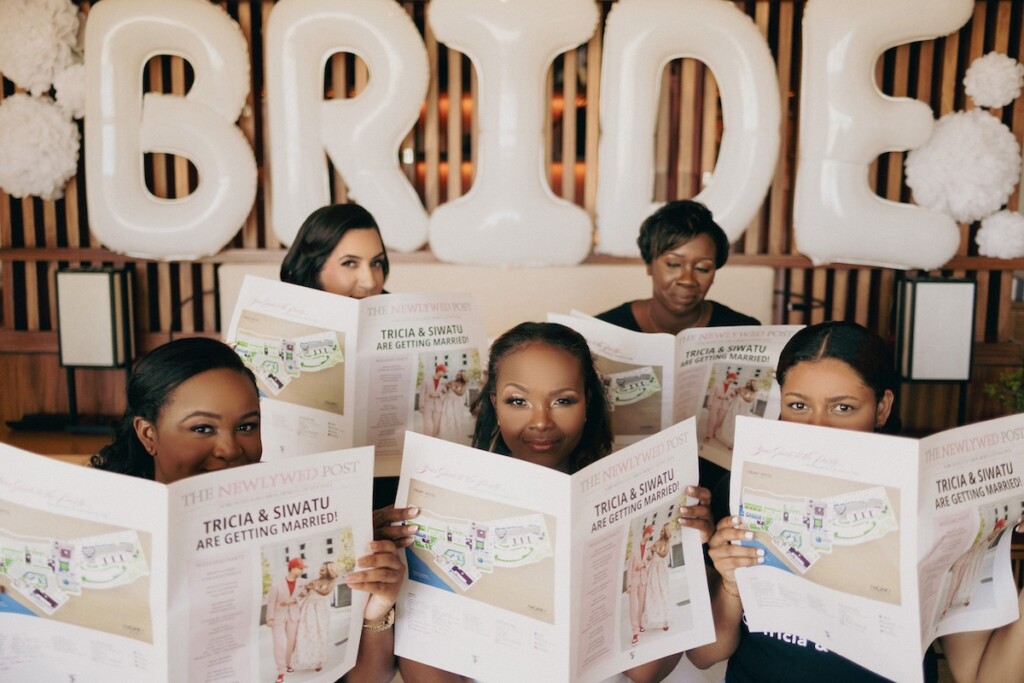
[408,506,419,516]
[744,532,753,540]
[756,549,765,557]
[406,525,419,534]
[369,541,380,551]
[730,540,742,546]
[686,486,697,494]
[731,516,741,526]
[757,557,765,564]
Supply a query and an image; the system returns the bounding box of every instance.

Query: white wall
[218,260,775,339]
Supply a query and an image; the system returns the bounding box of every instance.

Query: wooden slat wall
[3,0,1024,432]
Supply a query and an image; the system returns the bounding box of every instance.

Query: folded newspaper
[393,419,715,682]
[226,275,487,470]
[551,312,802,469]
[0,444,373,682]
[730,414,1024,683]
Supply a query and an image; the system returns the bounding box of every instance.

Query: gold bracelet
[719,580,741,598]
[363,605,395,632]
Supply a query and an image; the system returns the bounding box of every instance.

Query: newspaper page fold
[555,312,801,470]
[730,415,1024,683]
[394,419,714,682]
[0,444,373,683]
[226,276,486,473]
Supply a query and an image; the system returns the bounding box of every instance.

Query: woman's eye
[190,424,215,434]
[664,262,681,269]
[504,396,527,407]
[371,259,385,269]
[695,266,712,274]
[238,422,260,433]
[786,401,806,411]
[554,396,578,406]
[834,403,854,413]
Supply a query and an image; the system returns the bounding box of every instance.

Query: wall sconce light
[7,268,135,433]
[895,276,977,424]
[56,267,135,371]
[55,267,135,432]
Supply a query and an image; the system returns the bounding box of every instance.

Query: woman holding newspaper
[689,321,937,681]
[690,321,1024,683]
[90,337,405,683]
[281,202,404,511]
[397,322,715,683]
[595,199,759,495]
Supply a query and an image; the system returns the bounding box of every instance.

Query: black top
[597,299,759,491]
[595,300,760,331]
[724,616,939,683]
[712,473,939,683]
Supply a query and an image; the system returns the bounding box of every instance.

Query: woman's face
[779,358,893,433]
[647,233,717,317]
[492,343,587,473]
[317,228,386,299]
[134,368,262,484]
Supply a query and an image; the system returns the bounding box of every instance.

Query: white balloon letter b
[84,0,256,260]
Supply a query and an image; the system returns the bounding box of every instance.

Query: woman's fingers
[347,540,406,609]
[373,505,420,546]
[678,486,715,543]
[707,516,764,583]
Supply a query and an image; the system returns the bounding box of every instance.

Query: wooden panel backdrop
[2,0,1024,434]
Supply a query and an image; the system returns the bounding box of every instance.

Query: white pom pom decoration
[905,109,1021,223]
[0,0,80,96]
[0,94,80,200]
[964,52,1024,109]
[54,63,86,120]
[976,210,1024,259]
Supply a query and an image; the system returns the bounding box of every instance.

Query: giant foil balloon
[793,0,973,269]
[427,0,598,266]
[266,0,429,251]
[84,0,256,260]
[596,0,781,257]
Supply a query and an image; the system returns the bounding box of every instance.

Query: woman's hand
[373,505,420,548]
[677,486,714,544]
[707,515,764,589]
[347,539,405,623]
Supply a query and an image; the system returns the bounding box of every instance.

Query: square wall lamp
[895,277,977,383]
[56,267,135,369]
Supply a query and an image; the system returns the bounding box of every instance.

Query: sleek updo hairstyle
[775,321,902,434]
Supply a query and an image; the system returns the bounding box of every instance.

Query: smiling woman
[399,321,716,683]
[280,203,390,299]
[596,200,760,335]
[89,337,262,483]
[89,336,407,683]
[470,321,612,474]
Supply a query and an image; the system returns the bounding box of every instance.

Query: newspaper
[553,312,802,469]
[393,419,715,682]
[225,276,487,471]
[729,415,1024,683]
[0,444,374,682]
